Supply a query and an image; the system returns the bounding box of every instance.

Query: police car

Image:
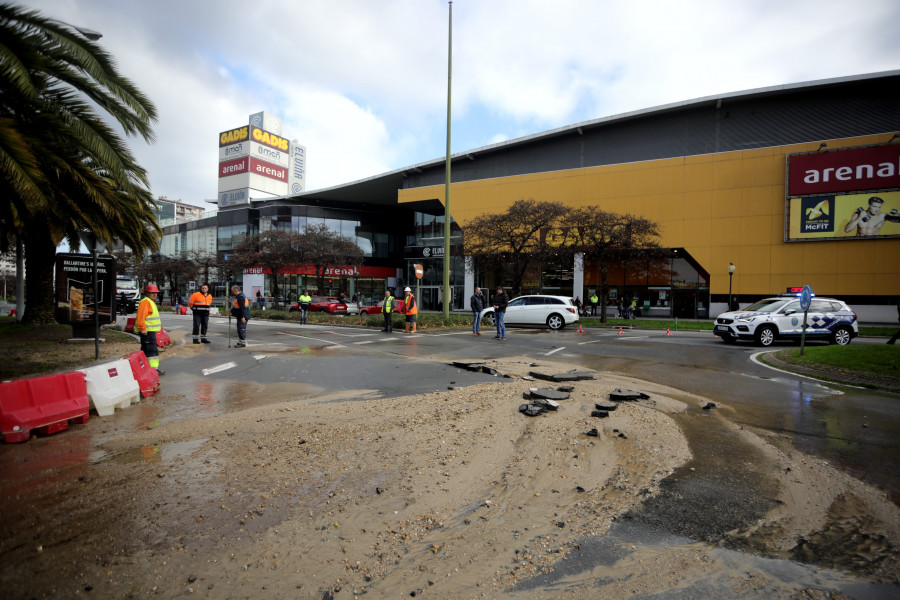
[714,294,858,346]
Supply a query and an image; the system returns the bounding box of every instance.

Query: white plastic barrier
[78,359,141,417]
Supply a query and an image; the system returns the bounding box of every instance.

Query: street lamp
[728,262,736,310]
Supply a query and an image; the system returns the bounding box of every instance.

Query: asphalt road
[159,313,900,504]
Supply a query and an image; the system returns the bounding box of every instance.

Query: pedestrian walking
[589,292,599,317]
[381,288,395,333]
[231,285,250,348]
[574,296,583,317]
[470,287,485,335]
[493,286,509,340]
[136,284,164,375]
[298,289,312,324]
[189,283,213,344]
[630,298,638,319]
[174,291,182,314]
[402,287,417,333]
[256,290,266,310]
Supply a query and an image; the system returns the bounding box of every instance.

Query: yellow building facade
[400,132,900,307]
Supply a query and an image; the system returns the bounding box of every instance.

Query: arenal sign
[788,144,900,196]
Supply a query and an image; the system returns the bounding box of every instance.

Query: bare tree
[463,199,570,297]
[560,208,660,322]
[187,249,222,288]
[228,230,305,309]
[299,223,364,292]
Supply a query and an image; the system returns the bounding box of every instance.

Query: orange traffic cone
[618,326,624,335]
[577,324,585,335]
[665,328,673,336]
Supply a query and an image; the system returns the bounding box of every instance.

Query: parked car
[360,299,405,315]
[713,295,858,346]
[289,297,349,315]
[481,295,579,330]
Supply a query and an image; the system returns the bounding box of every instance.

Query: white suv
[714,296,858,346]
[482,295,579,330]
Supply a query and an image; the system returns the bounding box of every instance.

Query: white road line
[252,354,267,360]
[578,339,604,345]
[544,347,566,356]
[202,362,237,376]
[432,331,476,336]
[355,340,376,345]
[278,331,342,345]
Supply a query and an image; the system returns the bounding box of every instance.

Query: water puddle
[90,438,207,465]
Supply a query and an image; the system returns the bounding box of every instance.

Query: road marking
[544,347,566,356]
[278,332,342,345]
[202,362,237,376]
[252,354,267,360]
[432,331,475,336]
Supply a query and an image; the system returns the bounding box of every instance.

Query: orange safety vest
[404,293,417,315]
[189,291,213,311]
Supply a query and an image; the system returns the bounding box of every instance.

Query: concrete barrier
[79,359,140,417]
[126,350,160,397]
[0,372,90,443]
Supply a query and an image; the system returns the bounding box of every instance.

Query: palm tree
[0,3,160,323]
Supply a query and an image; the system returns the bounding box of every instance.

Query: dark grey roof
[272,70,900,207]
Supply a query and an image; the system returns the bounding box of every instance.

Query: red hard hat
[145,284,159,293]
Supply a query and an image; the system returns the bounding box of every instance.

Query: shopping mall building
[161,70,900,319]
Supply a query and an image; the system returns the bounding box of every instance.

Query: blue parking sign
[800,285,812,312]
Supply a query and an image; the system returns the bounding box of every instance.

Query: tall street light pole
[442,1,452,319]
[728,262,736,310]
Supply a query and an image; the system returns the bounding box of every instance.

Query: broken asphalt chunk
[702,402,716,410]
[528,387,570,400]
[594,401,617,411]
[557,385,575,392]
[518,403,547,417]
[531,398,560,411]
[451,360,485,371]
[585,428,599,437]
[609,388,650,401]
[590,409,609,418]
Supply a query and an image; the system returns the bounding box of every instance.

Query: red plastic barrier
[127,350,160,397]
[157,328,171,347]
[0,372,90,443]
[125,317,136,333]
[179,306,188,315]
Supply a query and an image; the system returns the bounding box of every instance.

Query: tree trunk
[22,226,59,325]
[599,255,609,324]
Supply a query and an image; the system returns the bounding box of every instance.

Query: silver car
[481,295,580,330]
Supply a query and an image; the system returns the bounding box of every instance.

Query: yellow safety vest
[139,297,161,332]
[382,295,394,313]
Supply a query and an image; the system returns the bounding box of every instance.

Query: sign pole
[799,285,812,356]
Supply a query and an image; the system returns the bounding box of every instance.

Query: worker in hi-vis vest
[136,284,164,375]
[189,283,213,344]
[402,286,417,333]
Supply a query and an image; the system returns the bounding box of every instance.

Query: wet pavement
[1,317,897,597]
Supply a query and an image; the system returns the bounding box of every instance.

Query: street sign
[800,285,812,312]
[414,264,424,279]
[189,281,196,290]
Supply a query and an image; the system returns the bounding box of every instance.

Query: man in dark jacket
[231,285,250,348]
[470,287,485,335]
[493,286,509,340]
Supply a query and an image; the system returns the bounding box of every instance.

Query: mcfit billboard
[216,113,308,208]
[786,144,900,241]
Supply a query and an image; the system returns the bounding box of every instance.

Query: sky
[20,0,900,209]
